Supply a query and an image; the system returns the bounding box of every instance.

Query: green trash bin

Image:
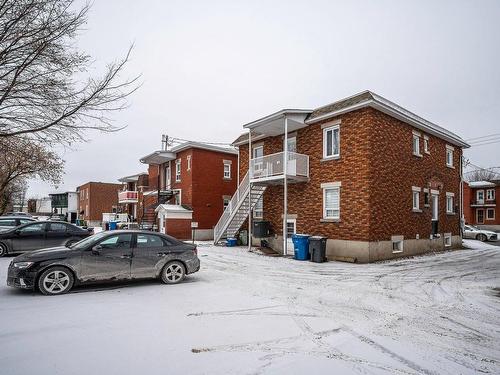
[239,230,248,246]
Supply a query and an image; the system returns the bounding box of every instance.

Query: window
[486,189,495,201]
[48,223,68,232]
[323,125,340,159]
[392,236,404,253]
[392,241,403,253]
[223,162,231,179]
[0,219,16,227]
[412,186,421,211]
[412,133,421,156]
[136,234,165,248]
[252,145,263,158]
[253,196,263,218]
[444,233,452,247]
[487,208,495,220]
[446,145,454,167]
[424,190,430,206]
[19,219,34,225]
[98,234,132,249]
[223,197,231,211]
[476,190,484,203]
[424,136,429,154]
[322,182,340,219]
[175,159,181,182]
[172,189,182,205]
[165,164,171,189]
[446,193,454,214]
[19,223,45,233]
[285,136,297,153]
[286,219,296,238]
[187,155,191,171]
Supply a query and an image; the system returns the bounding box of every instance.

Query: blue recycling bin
[226,238,238,247]
[109,221,118,230]
[292,234,311,260]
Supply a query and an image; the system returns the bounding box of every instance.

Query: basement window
[392,238,404,253]
[444,233,452,247]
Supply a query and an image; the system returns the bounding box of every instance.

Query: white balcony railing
[118,190,138,203]
[250,151,309,181]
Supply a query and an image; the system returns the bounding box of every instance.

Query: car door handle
[121,254,133,259]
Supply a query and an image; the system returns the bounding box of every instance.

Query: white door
[286,219,296,251]
[432,194,439,221]
[159,214,165,234]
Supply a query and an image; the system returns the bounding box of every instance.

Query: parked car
[0,221,92,257]
[7,230,200,295]
[464,225,498,242]
[0,216,37,232]
[3,212,32,217]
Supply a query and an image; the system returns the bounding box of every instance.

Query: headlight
[13,262,34,269]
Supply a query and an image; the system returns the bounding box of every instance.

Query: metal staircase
[213,172,266,244]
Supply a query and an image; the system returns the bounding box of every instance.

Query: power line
[465,133,500,142]
[170,137,233,147]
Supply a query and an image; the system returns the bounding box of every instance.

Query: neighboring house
[27,197,52,215]
[464,180,500,231]
[215,90,469,262]
[138,141,238,240]
[49,191,79,223]
[117,172,150,223]
[76,182,122,226]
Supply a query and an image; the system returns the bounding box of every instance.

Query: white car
[464,225,498,242]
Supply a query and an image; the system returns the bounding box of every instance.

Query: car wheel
[476,234,487,242]
[0,242,7,257]
[37,267,74,295]
[161,261,186,284]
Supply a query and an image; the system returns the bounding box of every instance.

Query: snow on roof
[468,180,496,188]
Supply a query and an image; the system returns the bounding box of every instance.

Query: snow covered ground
[1,240,499,375]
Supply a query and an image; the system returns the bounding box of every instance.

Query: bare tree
[0,0,139,145]
[0,137,63,214]
[464,168,500,183]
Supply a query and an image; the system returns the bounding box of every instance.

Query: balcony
[471,199,496,207]
[249,151,309,184]
[118,190,138,204]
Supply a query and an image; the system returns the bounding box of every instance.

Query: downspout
[283,116,288,256]
[248,129,252,251]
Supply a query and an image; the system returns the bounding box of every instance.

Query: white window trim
[412,189,420,212]
[187,155,191,171]
[412,133,422,157]
[391,235,404,254]
[286,218,296,239]
[175,159,181,182]
[322,182,341,220]
[223,160,232,179]
[446,192,454,214]
[323,124,340,160]
[423,135,430,154]
[172,189,182,205]
[252,145,264,159]
[476,189,484,202]
[446,146,454,168]
[486,189,495,201]
[486,208,495,220]
[444,233,452,247]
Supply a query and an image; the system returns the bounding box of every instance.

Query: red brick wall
[77,182,122,222]
[463,183,473,224]
[238,107,463,241]
[165,218,191,240]
[191,148,237,230]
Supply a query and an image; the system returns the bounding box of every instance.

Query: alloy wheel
[42,270,71,294]
[162,262,185,284]
[0,242,6,257]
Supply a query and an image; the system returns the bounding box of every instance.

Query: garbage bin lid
[292,233,310,238]
[310,236,327,240]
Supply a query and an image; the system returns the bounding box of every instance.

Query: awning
[243,109,312,136]
[140,150,176,165]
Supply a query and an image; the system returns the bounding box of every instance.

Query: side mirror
[91,245,102,255]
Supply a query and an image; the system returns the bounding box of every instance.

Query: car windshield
[69,231,109,250]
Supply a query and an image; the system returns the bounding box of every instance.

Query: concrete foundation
[193,229,214,241]
[255,234,462,263]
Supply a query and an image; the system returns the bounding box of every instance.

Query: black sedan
[0,221,91,257]
[0,216,37,231]
[7,230,200,295]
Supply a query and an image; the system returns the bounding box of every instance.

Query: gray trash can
[309,236,327,263]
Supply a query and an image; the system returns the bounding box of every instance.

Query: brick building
[215,91,469,262]
[118,142,238,240]
[77,182,122,226]
[463,180,500,230]
[117,172,150,223]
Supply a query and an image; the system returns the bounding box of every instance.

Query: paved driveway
[0,240,499,374]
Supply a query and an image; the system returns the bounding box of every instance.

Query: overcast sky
[28,0,500,196]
